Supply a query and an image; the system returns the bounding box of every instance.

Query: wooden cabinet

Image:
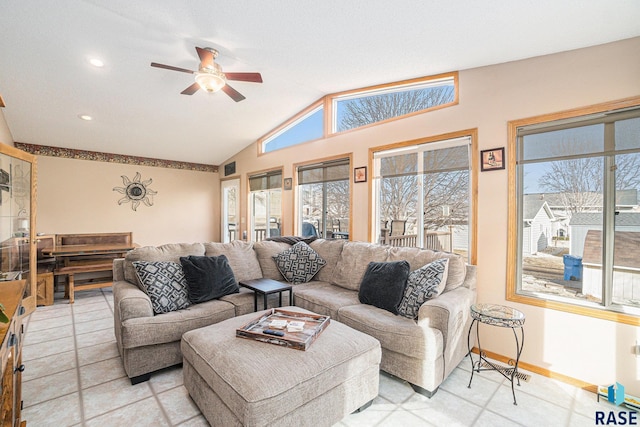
[0,281,26,426]
[0,143,37,316]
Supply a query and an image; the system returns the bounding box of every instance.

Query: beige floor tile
[84,396,169,427]
[22,349,76,382]
[25,314,73,332]
[21,391,82,426]
[22,335,75,361]
[77,341,120,366]
[176,414,210,427]
[74,316,114,335]
[82,377,153,419]
[486,384,570,427]
[23,324,74,345]
[474,410,523,427]
[441,366,503,407]
[29,304,72,321]
[75,327,116,349]
[149,365,184,393]
[22,368,79,407]
[71,299,111,314]
[80,357,127,388]
[73,308,113,323]
[340,396,397,426]
[403,388,483,427]
[157,385,201,425]
[378,372,415,404]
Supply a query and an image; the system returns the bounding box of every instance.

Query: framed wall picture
[283,177,292,190]
[480,147,505,171]
[354,166,367,183]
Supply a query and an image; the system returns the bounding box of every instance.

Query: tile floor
[21,288,624,426]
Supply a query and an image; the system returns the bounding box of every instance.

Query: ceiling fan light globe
[195,73,226,93]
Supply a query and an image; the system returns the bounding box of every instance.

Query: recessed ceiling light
[89,58,104,67]
[78,114,93,121]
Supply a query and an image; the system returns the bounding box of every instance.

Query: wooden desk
[44,243,135,303]
[43,243,135,262]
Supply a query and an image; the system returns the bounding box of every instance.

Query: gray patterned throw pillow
[397,258,449,319]
[273,241,327,284]
[133,261,191,314]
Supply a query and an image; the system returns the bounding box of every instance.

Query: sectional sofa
[113,239,477,397]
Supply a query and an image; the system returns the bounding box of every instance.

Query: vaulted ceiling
[1,1,639,165]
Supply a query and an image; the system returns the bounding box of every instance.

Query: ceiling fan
[151,47,262,102]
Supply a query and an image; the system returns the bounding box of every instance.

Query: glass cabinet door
[0,143,36,314]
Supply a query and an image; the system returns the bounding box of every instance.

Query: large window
[334,77,455,133]
[259,73,458,154]
[249,170,282,242]
[372,135,473,261]
[508,100,640,322]
[297,158,350,239]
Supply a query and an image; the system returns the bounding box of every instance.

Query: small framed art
[480,148,505,172]
[354,166,367,183]
[283,178,292,190]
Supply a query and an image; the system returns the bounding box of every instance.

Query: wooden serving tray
[236,308,330,351]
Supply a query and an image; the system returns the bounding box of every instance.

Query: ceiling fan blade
[195,47,214,67]
[222,84,246,102]
[181,82,200,95]
[225,72,263,83]
[150,62,195,74]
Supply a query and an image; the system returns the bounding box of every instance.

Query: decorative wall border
[15,142,218,173]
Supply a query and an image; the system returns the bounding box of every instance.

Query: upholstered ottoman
[181,306,381,427]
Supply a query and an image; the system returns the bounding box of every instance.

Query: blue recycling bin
[563,255,583,281]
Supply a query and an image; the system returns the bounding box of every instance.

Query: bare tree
[538,154,640,213]
[338,86,455,132]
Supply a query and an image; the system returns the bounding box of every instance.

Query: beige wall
[36,156,220,246]
[0,110,14,146]
[223,37,640,392]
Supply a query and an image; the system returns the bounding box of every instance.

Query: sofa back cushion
[124,243,205,286]
[332,242,389,290]
[387,246,466,292]
[309,239,346,283]
[204,241,263,282]
[252,241,292,281]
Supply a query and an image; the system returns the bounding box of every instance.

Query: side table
[239,278,293,311]
[467,303,525,405]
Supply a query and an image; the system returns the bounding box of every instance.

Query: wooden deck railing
[380,229,452,251]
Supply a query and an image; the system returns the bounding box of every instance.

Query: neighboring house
[569,212,640,257]
[582,229,640,302]
[522,195,555,255]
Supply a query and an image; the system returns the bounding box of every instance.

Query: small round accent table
[467,303,525,405]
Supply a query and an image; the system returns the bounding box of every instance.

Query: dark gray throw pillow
[132,261,191,315]
[179,255,239,304]
[358,260,410,315]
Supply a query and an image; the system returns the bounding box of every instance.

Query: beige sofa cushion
[337,304,443,360]
[332,242,389,290]
[123,243,205,285]
[252,241,292,281]
[204,241,263,282]
[309,239,345,283]
[387,246,467,292]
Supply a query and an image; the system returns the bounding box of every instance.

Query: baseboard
[470,347,596,393]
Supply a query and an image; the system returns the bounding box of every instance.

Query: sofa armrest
[114,280,153,321]
[113,258,125,281]
[417,286,476,354]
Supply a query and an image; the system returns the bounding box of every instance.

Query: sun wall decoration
[113,172,157,211]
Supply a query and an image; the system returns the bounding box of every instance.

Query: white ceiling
[1,1,639,166]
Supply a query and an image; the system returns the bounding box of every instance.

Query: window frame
[368,129,478,265]
[247,167,284,242]
[258,72,458,156]
[506,96,640,326]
